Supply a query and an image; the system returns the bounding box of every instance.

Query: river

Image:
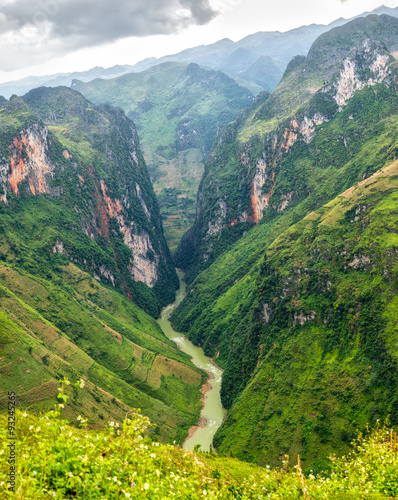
[157,270,226,452]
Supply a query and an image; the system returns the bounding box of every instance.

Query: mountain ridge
[72,62,257,252]
[1,6,398,99]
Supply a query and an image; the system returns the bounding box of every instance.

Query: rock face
[327,39,392,110]
[0,89,178,314]
[0,124,57,202]
[251,158,270,223]
[129,232,159,287]
[175,18,398,282]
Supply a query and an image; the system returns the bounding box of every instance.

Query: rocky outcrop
[251,158,272,223]
[293,310,317,326]
[0,124,58,202]
[325,39,392,110]
[263,303,272,324]
[98,180,159,287]
[207,200,227,236]
[129,232,159,287]
[277,192,293,213]
[348,254,371,269]
[299,113,327,143]
[135,182,150,218]
[52,240,66,254]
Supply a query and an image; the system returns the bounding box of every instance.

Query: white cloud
[0,0,218,70]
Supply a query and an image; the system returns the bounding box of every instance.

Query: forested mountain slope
[0,88,204,443]
[171,15,398,467]
[175,14,398,281]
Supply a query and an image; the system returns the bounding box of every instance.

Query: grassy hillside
[73,62,257,252]
[214,162,398,469]
[1,404,397,498]
[0,256,205,443]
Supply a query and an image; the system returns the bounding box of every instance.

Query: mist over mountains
[1,4,398,99]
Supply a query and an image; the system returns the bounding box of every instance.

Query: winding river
[157,270,226,451]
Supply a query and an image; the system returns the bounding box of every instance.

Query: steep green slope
[0,262,204,443]
[214,162,398,469]
[73,62,256,251]
[171,15,398,466]
[175,14,398,281]
[0,88,204,443]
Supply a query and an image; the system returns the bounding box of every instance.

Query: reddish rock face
[7,126,54,198]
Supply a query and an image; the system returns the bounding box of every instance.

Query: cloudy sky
[0,0,397,83]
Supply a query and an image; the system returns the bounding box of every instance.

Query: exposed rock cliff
[0,89,178,314]
[0,121,58,202]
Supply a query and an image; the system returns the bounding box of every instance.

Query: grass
[1,393,397,499]
[0,259,205,444]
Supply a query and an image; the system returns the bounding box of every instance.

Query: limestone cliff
[0,122,58,202]
[0,89,178,314]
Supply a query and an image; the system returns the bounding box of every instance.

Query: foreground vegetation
[0,381,397,499]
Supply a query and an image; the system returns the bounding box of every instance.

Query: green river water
[157,270,226,451]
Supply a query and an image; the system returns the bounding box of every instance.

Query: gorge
[0,8,398,499]
[157,270,226,452]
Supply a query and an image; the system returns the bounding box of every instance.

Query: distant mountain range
[1,5,398,99]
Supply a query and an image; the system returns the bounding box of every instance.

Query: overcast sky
[0,0,397,83]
